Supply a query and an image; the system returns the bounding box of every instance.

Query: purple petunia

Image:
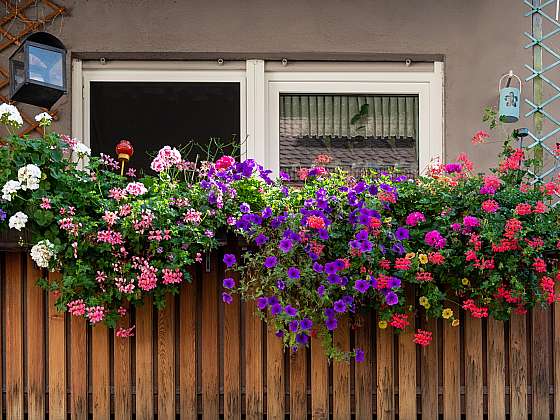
[270,303,282,315]
[287,267,300,279]
[296,333,309,345]
[395,227,410,241]
[387,277,401,289]
[385,291,399,306]
[359,240,373,252]
[444,163,462,173]
[300,318,313,330]
[255,233,269,246]
[223,277,235,289]
[276,280,286,290]
[312,262,324,273]
[326,317,338,331]
[333,299,347,313]
[222,292,233,304]
[317,285,325,297]
[257,297,268,310]
[239,202,251,213]
[264,256,277,269]
[355,229,369,240]
[289,320,299,332]
[354,279,370,293]
[355,348,365,363]
[0,209,6,221]
[279,238,293,253]
[285,305,298,317]
[223,253,236,268]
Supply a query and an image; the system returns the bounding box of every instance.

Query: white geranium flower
[30,239,56,268]
[34,112,52,126]
[74,142,91,156]
[0,103,23,127]
[9,211,28,231]
[17,164,41,190]
[2,179,21,201]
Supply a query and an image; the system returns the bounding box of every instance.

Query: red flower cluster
[389,313,409,329]
[462,299,488,318]
[306,215,326,230]
[413,329,433,346]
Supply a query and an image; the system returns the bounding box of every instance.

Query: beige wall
[53,0,535,169]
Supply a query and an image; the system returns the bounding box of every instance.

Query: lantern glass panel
[11,48,25,89]
[28,45,63,87]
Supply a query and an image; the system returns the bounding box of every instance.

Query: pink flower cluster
[162,268,183,285]
[125,182,147,196]
[215,155,235,171]
[150,146,182,172]
[97,229,123,245]
[67,299,86,316]
[405,211,425,226]
[86,306,106,324]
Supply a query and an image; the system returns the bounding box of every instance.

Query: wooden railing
[0,249,558,418]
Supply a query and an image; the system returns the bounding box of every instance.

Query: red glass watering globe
[116,139,134,175]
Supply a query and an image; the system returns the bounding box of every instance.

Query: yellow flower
[462,278,470,286]
[383,217,392,224]
[419,296,429,307]
[419,254,428,264]
[442,308,453,319]
[452,319,460,327]
[405,252,416,260]
[378,320,388,329]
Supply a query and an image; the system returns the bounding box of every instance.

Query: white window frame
[262,62,444,175]
[72,60,248,156]
[73,60,443,176]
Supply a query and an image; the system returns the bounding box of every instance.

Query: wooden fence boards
[0,250,558,418]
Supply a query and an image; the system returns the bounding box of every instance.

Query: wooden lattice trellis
[0,0,65,135]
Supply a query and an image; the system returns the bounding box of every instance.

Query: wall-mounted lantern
[9,31,66,109]
[498,70,521,123]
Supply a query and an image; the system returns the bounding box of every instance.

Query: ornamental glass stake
[116,140,134,176]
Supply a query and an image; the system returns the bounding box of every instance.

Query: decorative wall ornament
[0,0,65,135]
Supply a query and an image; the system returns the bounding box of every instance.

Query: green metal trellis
[524,0,560,202]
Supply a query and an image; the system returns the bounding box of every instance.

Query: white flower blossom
[9,211,28,231]
[0,103,23,127]
[30,239,56,268]
[34,112,52,126]
[17,164,41,190]
[73,142,91,156]
[2,179,21,201]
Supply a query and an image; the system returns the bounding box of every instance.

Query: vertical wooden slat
[311,336,329,419]
[113,313,131,420]
[509,313,527,420]
[266,324,285,418]
[355,315,373,418]
[26,256,45,419]
[464,317,483,420]
[398,292,416,419]
[179,273,197,420]
[135,297,153,418]
[531,307,550,420]
[223,271,241,419]
[443,305,460,420]
[554,282,560,419]
[245,303,263,419]
[92,324,110,419]
[420,318,438,419]
[290,348,307,418]
[5,253,24,419]
[333,317,350,419]
[487,318,505,420]
[201,255,219,419]
[48,274,66,420]
[71,317,88,420]
[48,273,66,420]
[377,325,394,420]
[158,295,175,419]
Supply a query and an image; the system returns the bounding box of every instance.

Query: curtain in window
[280,95,419,139]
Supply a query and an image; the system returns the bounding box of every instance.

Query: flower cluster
[0,103,557,362]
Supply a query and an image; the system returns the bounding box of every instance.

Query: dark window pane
[90,82,240,173]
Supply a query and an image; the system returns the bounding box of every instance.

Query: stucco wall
[53,0,535,169]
